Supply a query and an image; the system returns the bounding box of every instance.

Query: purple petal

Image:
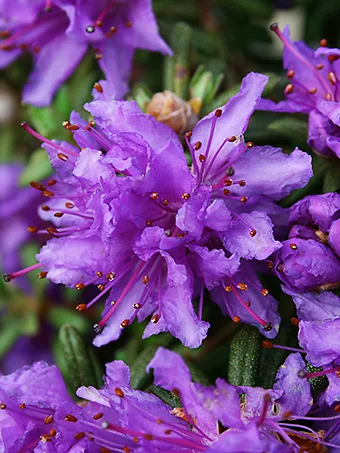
[196,378,243,429]
[207,424,267,453]
[188,245,240,290]
[147,347,218,436]
[274,238,340,292]
[283,287,340,322]
[222,211,281,260]
[317,99,340,126]
[143,276,209,348]
[0,361,70,409]
[329,218,340,257]
[23,34,87,107]
[96,41,134,100]
[298,319,340,367]
[274,353,313,416]
[190,72,268,177]
[231,146,312,200]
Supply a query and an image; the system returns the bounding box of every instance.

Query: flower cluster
[0,0,171,106]
[260,23,340,160]
[3,72,313,348]
[2,347,340,452]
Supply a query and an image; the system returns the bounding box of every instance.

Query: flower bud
[146,90,198,134]
[274,238,340,291]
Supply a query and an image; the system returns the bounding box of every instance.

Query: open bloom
[3,348,340,452]
[274,193,340,292]
[4,72,312,348]
[258,23,340,159]
[0,0,171,106]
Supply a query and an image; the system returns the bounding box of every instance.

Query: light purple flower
[4,73,312,348]
[258,23,340,159]
[0,0,171,106]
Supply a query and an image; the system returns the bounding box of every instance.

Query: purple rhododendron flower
[2,348,340,452]
[4,72,312,348]
[0,0,171,106]
[0,361,83,452]
[258,23,340,159]
[0,164,43,291]
[274,193,340,292]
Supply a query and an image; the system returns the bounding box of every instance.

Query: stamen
[262,341,306,354]
[299,366,340,380]
[21,122,78,157]
[257,394,271,426]
[4,263,41,282]
[227,279,272,330]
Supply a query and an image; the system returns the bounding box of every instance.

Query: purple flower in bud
[274,193,340,292]
[258,23,340,159]
[0,0,171,106]
[4,73,312,347]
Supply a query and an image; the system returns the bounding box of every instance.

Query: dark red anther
[43,189,54,197]
[185,131,192,139]
[215,109,222,117]
[194,141,202,150]
[94,82,103,93]
[65,414,78,422]
[76,304,87,311]
[287,70,295,78]
[57,153,68,162]
[114,387,125,397]
[284,84,294,95]
[262,340,273,349]
[319,38,328,47]
[328,54,339,62]
[27,226,38,233]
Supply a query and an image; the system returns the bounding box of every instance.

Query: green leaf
[57,324,98,394]
[169,22,192,99]
[323,163,340,192]
[130,83,153,112]
[305,362,328,397]
[19,148,52,187]
[47,307,90,334]
[228,325,262,386]
[267,116,308,146]
[149,385,181,408]
[130,345,159,390]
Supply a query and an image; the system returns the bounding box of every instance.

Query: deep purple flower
[258,24,340,159]
[4,72,312,347]
[0,0,171,106]
[0,164,44,290]
[274,193,340,292]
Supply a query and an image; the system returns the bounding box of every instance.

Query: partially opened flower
[259,23,340,159]
[0,0,171,106]
[274,193,340,292]
[4,73,312,348]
